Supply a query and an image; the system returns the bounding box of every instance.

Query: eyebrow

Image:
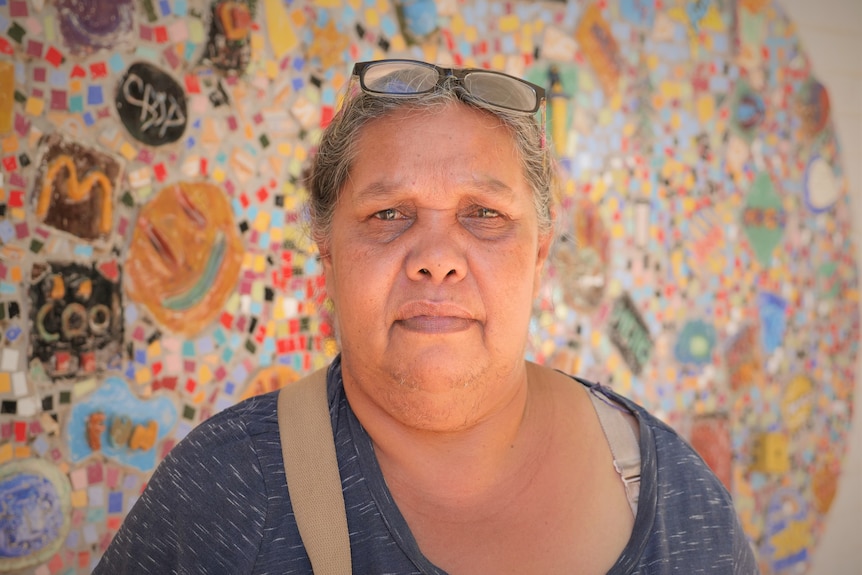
[350,176,518,205]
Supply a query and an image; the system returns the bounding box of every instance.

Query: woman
[96,60,758,574]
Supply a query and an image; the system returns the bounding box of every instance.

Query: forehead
[334,105,539,217]
[350,103,522,172]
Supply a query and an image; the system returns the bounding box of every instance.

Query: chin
[388,344,487,387]
[382,383,488,433]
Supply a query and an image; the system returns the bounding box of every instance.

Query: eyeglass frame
[351,59,547,116]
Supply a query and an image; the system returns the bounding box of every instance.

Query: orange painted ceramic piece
[125,181,244,336]
[217,1,252,41]
[575,4,622,98]
[86,412,106,451]
[36,155,114,235]
[240,365,301,401]
[0,61,13,134]
[31,134,122,241]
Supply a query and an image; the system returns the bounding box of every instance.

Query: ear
[532,223,554,299]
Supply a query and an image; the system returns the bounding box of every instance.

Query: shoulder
[148,391,283,490]
[587,383,735,507]
[150,390,285,520]
[96,391,285,574]
[179,389,281,448]
[612,400,758,573]
[556,373,758,573]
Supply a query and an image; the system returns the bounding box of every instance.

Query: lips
[394,301,477,334]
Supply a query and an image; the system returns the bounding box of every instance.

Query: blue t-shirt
[95,358,759,574]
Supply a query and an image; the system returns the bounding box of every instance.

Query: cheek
[479,245,540,317]
[328,250,387,317]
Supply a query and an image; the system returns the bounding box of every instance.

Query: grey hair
[307,79,554,248]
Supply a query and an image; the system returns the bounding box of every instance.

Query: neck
[342,360,551,505]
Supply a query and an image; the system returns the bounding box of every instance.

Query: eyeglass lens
[362,61,439,94]
[463,71,538,113]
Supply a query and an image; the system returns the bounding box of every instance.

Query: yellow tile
[135,367,152,385]
[200,117,220,144]
[265,60,279,79]
[390,35,406,52]
[253,210,271,232]
[225,293,240,314]
[71,490,88,508]
[0,443,12,464]
[119,141,137,161]
[242,252,255,269]
[14,445,30,459]
[0,373,10,394]
[422,44,439,64]
[276,320,289,336]
[450,14,464,35]
[499,15,519,33]
[44,14,57,42]
[25,97,45,117]
[290,8,306,27]
[364,8,379,26]
[751,432,790,474]
[251,280,265,300]
[696,95,715,123]
[264,0,297,58]
[251,32,265,55]
[660,80,683,100]
[73,378,97,399]
[2,135,19,154]
[198,364,213,385]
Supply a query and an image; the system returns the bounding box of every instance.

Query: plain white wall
[777,0,862,573]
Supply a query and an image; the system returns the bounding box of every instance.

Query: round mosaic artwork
[0,0,857,573]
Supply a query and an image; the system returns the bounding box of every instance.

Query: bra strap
[588,389,641,518]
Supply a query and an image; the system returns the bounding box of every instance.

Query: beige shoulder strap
[588,389,641,518]
[525,362,640,517]
[277,366,352,574]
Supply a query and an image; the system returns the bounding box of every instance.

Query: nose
[404,214,467,284]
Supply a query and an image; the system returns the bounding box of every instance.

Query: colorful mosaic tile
[0,0,858,573]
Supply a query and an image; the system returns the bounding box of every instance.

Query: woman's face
[320,103,552,431]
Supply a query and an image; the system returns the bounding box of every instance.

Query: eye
[373,208,402,221]
[472,207,501,218]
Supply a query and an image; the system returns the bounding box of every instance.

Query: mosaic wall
[0,0,858,573]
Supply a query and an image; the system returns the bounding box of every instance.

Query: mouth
[394,301,477,334]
